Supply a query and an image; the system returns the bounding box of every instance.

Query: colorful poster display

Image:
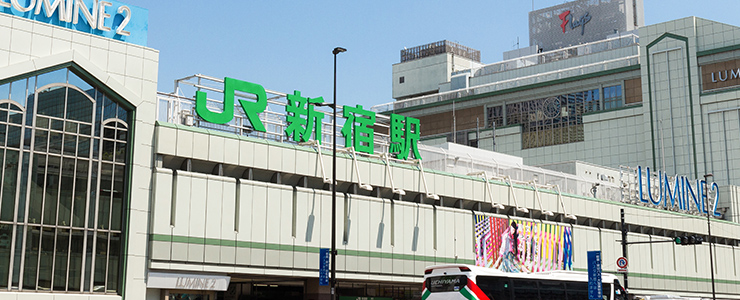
[474,214,573,272]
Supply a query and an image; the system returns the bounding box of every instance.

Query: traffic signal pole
[621,209,628,291]
[620,207,708,300]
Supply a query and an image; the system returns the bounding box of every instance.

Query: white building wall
[0,12,159,300]
[150,124,740,298]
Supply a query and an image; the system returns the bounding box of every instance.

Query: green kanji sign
[193,78,423,160]
[341,105,376,154]
[389,114,421,160]
[285,91,325,143]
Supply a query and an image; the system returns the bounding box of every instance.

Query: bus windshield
[426,275,468,293]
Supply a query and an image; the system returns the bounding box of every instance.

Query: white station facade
[0,1,739,300]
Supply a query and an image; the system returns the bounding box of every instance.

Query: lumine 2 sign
[0,0,148,46]
[195,77,422,160]
[636,166,722,217]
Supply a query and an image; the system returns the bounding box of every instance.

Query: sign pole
[704,174,716,300]
[331,46,347,300]
[621,208,628,291]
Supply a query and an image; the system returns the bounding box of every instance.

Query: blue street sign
[587,251,602,300]
[319,248,330,286]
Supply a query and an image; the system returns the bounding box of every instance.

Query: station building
[0,0,739,300]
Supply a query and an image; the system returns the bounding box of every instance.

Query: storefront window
[0,68,131,294]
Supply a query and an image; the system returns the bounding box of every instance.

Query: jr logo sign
[194,77,423,160]
[195,77,267,131]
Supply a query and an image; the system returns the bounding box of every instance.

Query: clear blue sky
[123,0,739,109]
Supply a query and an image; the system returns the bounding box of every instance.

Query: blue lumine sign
[636,166,721,217]
[0,0,148,46]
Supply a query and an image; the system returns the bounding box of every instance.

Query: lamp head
[333,47,347,55]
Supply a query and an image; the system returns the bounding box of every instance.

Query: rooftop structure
[400,40,481,63]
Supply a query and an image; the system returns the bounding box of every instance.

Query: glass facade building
[485,85,623,149]
[0,68,130,294]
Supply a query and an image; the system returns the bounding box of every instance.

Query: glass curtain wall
[486,84,624,149]
[0,68,130,295]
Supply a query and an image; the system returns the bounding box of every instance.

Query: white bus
[422,264,627,300]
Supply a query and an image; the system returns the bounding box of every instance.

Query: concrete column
[305,278,331,300]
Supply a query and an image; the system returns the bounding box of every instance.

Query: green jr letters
[195,77,267,131]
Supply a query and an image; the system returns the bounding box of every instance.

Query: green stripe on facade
[701,85,740,96]
[696,43,740,57]
[150,234,171,242]
[148,238,738,285]
[149,234,473,264]
[121,108,137,299]
[582,103,643,117]
[573,267,740,285]
[645,33,699,178]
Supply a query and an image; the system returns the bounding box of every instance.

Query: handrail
[468,172,505,210]
[506,176,529,213]
[530,180,554,217]
[300,140,332,184]
[552,184,577,221]
[381,153,405,196]
[416,159,439,200]
[345,147,373,191]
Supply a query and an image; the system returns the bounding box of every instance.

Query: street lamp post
[330,46,346,300]
[704,173,716,300]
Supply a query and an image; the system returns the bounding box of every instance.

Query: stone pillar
[305,278,331,300]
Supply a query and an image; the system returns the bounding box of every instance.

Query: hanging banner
[474,215,573,272]
[319,248,330,286]
[587,251,602,300]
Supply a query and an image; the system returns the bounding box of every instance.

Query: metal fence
[400,40,481,63]
[471,34,638,77]
[374,34,639,113]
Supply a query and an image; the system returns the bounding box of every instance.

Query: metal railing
[401,40,481,63]
[157,74,627,205]
[374,34,639,113]
[469,34,638,77]
[373,55,639,113]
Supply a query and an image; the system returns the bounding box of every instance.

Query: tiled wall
[0,13,160,300]
[485,106,646,169]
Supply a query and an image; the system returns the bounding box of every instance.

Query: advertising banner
[474,214,573,272]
